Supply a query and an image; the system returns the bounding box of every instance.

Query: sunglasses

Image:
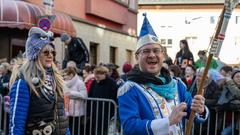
[42,50,56,57]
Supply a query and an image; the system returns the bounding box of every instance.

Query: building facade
[139,0,240,64]
[0,0,76,63]
[0,0,138,70]
[29,0,138,68]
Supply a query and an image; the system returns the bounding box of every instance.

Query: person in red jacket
[82,64,95,93]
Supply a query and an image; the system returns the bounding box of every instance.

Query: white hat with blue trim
[137,13,161,52]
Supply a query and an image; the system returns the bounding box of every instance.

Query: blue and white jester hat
[137,13,161,52]
[25,27,54,61]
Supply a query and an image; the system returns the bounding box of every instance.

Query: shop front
[0,0,76,62]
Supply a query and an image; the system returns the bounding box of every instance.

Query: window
[110,46,116,64]
[126,50,132,62]
[236,16,240,24]
[161,39,173,48]
[185,37,198,46]
[90,42,98,65]
[160,26,173,33]
[210,16,216,24]
[161,39,166,45]
[160,39,172,46]
[185,17,191,24]
[11,38,25,59]
[235,36,240,45]
[167,39,172,45]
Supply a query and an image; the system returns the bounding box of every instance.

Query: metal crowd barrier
[66,97,119,135]
[0,95,8,135]
[67,98,240,135]
[186,109,240,135]
[1,95,240,135]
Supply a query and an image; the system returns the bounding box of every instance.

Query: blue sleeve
[9,79,30,135]
[65,128,70,135]
[118,87,153,135]
[177,80,192,118]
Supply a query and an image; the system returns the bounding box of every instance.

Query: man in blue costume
[118,14,209,135]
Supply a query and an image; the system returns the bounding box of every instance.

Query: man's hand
[191,95,205,114]
[169,102,187,126]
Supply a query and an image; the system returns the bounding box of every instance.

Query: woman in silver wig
[9,27,69,135]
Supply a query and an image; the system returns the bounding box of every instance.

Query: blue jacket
[9,79,70,135]
[118,79,209,135]
[9,79,30,135]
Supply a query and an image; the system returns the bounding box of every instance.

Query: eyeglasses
[42,50,56,57]
[138,48,162,55]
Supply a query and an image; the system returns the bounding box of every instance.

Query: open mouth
[46,59,52,63]
[147,61,158,65]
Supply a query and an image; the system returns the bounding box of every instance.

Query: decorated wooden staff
[185,0,239,135]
